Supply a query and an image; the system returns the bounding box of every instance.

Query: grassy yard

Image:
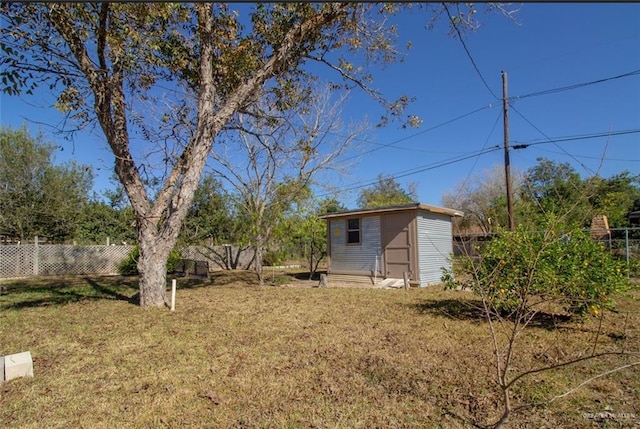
[1,272,638,428]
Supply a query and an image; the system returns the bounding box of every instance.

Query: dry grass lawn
[1,271,638,428]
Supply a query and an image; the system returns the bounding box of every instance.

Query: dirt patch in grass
[1,274,638,428]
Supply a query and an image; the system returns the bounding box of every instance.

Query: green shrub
[118,246,182,276]
[262,249,287,267]
[118,246,140,276]
[443,219,630,317]
[271,274,293,286]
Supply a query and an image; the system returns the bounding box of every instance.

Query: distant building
[320,203,463,287]
[590,215,611,241]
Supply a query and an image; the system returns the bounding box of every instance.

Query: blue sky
[1,3,639,210]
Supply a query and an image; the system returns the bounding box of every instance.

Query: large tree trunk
[136,228,172,307]
[137,249,168,307]
[255,231,265,287]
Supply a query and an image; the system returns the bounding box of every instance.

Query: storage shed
[320,203,463,287]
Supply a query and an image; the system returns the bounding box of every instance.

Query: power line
[151,67,638,156]
[454,110,503,201]
[443,3,500,100]
[395,146,501,181]
[512,128,640,149]
[318,145,501,198]
[150,63,639,173]
[511,69,640,101]
[531,147,640,163]
[337,103,494,162]
[153,78,496,160]
[509,104,597,175]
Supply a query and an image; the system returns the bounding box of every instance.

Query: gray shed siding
[329,217,382,274]
[416,212,453,286]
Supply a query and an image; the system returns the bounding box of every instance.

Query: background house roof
[318,203,463,219]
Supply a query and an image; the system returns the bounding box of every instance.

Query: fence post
[33,236,39,276]
[625,228,630,279]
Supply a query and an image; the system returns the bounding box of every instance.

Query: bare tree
[210,87,366,286]
[442,165,523,234]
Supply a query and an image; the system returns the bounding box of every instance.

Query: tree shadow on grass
[409,298,576,331]
[410,298,487,323]
[291,271,325,281]
[0,272,269,310]
[200,270,259,287]
[82,276,139,304]
[0,276,139,310]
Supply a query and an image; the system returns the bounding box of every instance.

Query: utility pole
[502,71,515,231]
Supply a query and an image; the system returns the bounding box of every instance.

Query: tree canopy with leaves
[178,172,234,247]
[443,159,640,233]
[585,171,640,228]
[519,158,591,228]
[1,2,501,306]
[357,174,417,209]
[0,126,93,242]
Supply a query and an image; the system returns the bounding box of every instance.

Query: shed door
[381,213,412,278]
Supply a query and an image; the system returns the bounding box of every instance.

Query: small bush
[262,249,287,267]
[118,246,182,276]
[444,219,630,317]
[271,274,293,286]
[118,246,140,276]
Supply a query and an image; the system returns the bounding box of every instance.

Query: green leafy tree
[520,158,591,228]
[443,215,631,427]
[357,174,417,209]
[284,196,346,279]
[73,174,137,245]
[318,197,348,215]
[449,220,629,316]
[179,173,234,246]
[0,126,93,242]
[1,2,498,306]
[586,171,640,228]
[74,199,135,245]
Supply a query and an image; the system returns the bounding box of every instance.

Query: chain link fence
[0,242,134,278]
[0,238,256,279]
[453,227,640,274]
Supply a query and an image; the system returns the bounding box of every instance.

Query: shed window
[347,218,361,244]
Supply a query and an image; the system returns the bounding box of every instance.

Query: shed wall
[416,212,453,286]
[329,217,382,274]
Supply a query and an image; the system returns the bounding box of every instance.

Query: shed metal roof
[318,203,463,219]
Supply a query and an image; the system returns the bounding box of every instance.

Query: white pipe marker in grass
[171,279,176,311]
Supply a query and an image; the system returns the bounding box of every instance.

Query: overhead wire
[453,110,503,201]
[317,145,501,198]
[143,54,638,187]
[512,129,640,169]
[533,148,640,163]
[511,69,640,101]
[512,128,640,149]
[338,103,494,162]
[442,3,500,100]
[509,104,597,175]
